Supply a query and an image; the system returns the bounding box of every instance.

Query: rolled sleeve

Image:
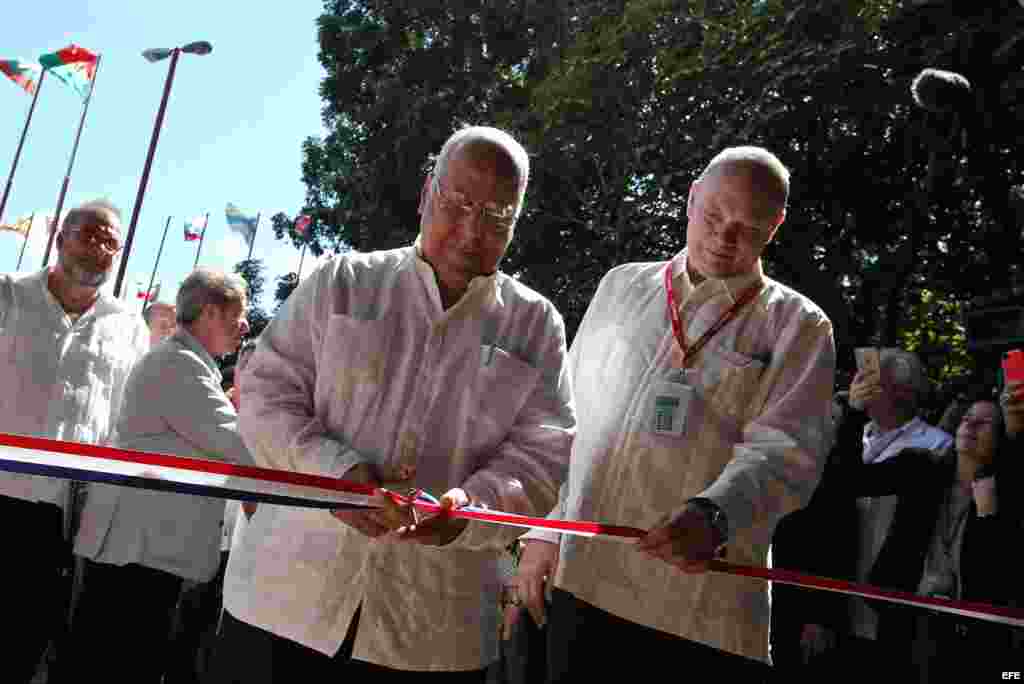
[699,311,836,538]
[454,306,575,551]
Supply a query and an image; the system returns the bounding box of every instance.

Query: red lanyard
[664,264,762,368]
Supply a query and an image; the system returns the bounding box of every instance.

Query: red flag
[295,214,312,236]
[184,215,206,242]
[136,281,160,301]
[38,45,99,100]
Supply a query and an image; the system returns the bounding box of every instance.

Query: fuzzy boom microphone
[910,68,973,113]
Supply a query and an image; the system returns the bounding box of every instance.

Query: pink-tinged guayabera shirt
[223,245,575,671]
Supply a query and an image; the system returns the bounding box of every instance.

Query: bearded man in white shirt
[215,126,575,682]
[0,199,149,683]
[509,146,837,680]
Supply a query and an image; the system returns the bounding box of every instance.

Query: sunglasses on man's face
[68,224,123,255]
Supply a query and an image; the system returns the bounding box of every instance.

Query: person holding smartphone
[838,348,953,677]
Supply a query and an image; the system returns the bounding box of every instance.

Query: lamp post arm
[113,48,181,298]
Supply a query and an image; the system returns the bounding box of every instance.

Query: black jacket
[845,447,1021,649]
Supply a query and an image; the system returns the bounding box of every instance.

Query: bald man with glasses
[215,126,574,683]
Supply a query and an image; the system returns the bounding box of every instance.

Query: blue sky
[1,0,330,312]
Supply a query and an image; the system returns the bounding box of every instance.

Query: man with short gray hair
[838,347,952,672]
[216,126,574,682]
[70,267,254,682]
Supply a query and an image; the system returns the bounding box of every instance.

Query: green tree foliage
[233,258,270,340]
[291,0,1024,402]
[269,210,351,311]
[274,272,299,312]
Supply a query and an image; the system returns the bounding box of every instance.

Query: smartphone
[854,347,881,377]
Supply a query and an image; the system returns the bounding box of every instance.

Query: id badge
[650,377,694,437]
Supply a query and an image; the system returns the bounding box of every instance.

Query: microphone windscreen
[910,68,972,113]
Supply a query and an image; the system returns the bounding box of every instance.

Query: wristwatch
[686,497,729,549]
[972,463,996,482]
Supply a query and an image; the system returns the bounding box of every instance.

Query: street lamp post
[112,41,212,298]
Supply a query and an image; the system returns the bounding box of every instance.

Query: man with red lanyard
[508,146,836,679]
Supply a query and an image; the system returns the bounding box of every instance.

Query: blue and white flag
[225,203,259,247]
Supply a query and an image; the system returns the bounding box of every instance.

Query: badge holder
[650,377,694,437]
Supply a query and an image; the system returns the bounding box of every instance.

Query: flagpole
[144,215,172,311]
[247,212,261,262]
[42,54,104,268]
[0,70,46,225]
[15,211,35,271]
[296,242,308,282]
[193,211,210,269]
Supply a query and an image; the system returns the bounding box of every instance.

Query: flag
[136,281,161,301]
[0,215,33,238]
[0,60,41,95]
[39,45,98,100]
[294,214,312,237]
[225,203,258,247]
[184,215,207,242]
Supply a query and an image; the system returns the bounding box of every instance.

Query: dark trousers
[68,558,185,683]
[212,608,489,683]
[910,612,1024,684]
[490,607,547,684]
[1,495,68,684]
[827,633,914,684]
[767,627,851,684]
[546,588,770,682]
[165,551,229,684]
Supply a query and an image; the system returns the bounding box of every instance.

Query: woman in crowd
[847,391,1020,683]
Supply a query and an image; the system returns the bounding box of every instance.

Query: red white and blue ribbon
[1,431,1022,629]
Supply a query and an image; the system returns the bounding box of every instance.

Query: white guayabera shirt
[524,248,836,662]
[0,269,149,508]
[223,246,575,671]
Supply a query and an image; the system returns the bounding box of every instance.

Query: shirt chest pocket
[61,333,117,391]
[702,346,766,426]
[320,314,393,423]
[469,345,541,448]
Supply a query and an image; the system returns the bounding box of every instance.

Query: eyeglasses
[68,224,123,255]
[431,175,518,237]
